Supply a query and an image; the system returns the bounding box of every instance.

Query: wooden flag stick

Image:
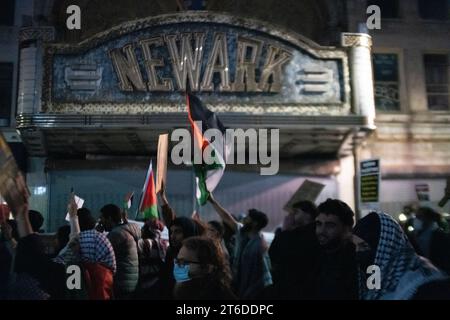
[156,134,169,194]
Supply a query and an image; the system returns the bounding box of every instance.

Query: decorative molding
[16,113,370,129]
[19,27,55,43]
[48,12,346,58]
[341,33,372,48]
[41,12,351,113]
[41,102,351,116]
[64,63,103,91]
[42,11,353,115]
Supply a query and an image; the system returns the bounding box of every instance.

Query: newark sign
[43,13,350,113]
[109,32,292,93]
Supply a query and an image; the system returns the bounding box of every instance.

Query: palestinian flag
[187,93,228,205]
[138,160,158,219]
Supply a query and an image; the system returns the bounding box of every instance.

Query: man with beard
[208,193,272,299]
[313,199,358,300]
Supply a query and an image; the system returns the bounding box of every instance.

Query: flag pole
[136,159,152,220]
[192,166,198,216]
[185,88,198,215]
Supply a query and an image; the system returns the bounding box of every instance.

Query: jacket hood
[117,222,141,241]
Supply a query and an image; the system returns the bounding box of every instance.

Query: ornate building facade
[1,0,448,231]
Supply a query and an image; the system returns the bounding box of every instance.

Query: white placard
[65,195,84,221]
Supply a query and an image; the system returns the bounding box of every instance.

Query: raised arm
[67,193,80,237]
[208,193,238,233]
[158,181,176,226]
[191,210,201,222]
[11,175,32,238]
[122,191,134,223]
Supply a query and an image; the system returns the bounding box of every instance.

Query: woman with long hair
[173,236,236,300]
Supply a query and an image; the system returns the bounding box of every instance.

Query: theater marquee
[18,12,375,159]
[109,32,292,93]
[42,12,350,115]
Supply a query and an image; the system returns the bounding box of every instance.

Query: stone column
[336,154,357,215]
[342,33,376,129]
[17,27,54,114]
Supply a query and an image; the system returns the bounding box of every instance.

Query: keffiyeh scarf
[359,212,447,300]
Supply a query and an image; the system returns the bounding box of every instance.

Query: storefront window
[418,0,450,20]
[424,54,449,111]
[372,53,400,111]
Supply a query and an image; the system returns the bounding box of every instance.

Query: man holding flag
[186,92,272,299]
[98,171,159,300]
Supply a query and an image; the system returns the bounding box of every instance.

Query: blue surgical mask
[173,262,191,282]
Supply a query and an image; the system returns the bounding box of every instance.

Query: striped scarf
[359,212,447,300]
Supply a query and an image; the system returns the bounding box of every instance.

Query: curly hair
[181,236,232,289]
[317,198,355,228]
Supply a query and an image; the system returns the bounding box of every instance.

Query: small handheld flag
[138,160,158,219]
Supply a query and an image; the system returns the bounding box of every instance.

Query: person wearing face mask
[208,193,272,299]
[313,199,358,300]
[412,207,450,275]
[353,211,450,300]
[269,201,320,299]
[157,184,206,299]
[173,236,236,300]
[352,212,380,279]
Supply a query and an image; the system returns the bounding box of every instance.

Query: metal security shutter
[47,167,337,232]
[47,168,194,232]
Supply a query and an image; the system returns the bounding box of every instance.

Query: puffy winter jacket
[107,223,141,298]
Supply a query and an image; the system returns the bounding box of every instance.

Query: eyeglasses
[174,258,202,266]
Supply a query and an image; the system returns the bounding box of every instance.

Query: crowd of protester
[1,181,450,300]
